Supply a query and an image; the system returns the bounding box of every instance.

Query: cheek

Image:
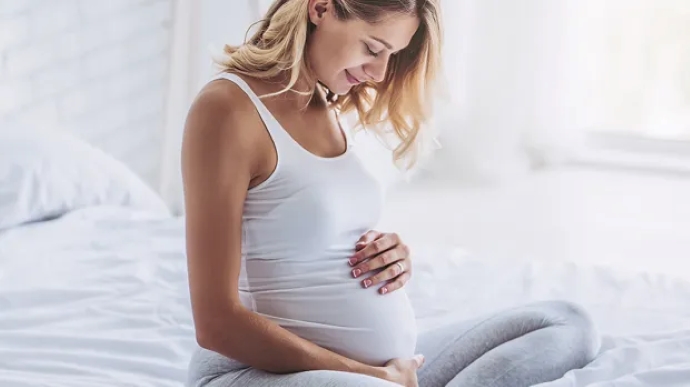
[314,35,363,75]
[336,38,365,70]
[332,53,359,75]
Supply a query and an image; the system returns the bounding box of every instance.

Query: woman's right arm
[180,83,387,380]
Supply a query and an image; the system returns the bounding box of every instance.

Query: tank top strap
[210,72,294,148]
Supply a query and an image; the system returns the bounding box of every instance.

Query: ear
[308,0,330,26]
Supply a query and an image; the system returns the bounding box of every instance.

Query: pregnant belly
[246,281,418,366]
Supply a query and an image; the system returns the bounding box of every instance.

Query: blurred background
[2,0,688,276]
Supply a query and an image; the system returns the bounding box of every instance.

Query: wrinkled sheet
[0,207,689,386]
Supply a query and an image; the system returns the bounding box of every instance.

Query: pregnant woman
[181,1,601,386]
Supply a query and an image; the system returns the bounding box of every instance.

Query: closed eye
[364,43,380,58]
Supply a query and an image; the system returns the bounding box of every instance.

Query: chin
[321,82,350,96]
[319,75,354,96]
[332,85,353,95]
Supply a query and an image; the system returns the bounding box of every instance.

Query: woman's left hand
[348,230,412,295]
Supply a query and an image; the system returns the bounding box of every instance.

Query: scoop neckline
[230,73,354,162]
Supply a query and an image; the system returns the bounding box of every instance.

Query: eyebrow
[370,36,393,50]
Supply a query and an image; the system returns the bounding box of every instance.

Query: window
[572,0,690,172]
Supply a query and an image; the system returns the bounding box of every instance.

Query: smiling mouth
[345,70,361,84]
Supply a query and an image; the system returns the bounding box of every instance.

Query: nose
[364,56,389,83]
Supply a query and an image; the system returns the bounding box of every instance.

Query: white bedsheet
[0,207,689,386]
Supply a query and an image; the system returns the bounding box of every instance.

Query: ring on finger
[395,261,405,274]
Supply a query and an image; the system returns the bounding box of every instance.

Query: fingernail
[363,279,372,288]
[352,269,361,278]
[380,287,388,294]
[348,257,357,266]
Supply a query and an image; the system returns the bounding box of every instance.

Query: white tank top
[212,72,417,366]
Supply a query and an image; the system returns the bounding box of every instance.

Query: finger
[351,248,401,279]
[413,354,425,368]
[357,230,382,244]
[378,271,411,295]
[349,233,397,266]
[401,257,412,276]
[359,256,404,287]
[355,230,383,250]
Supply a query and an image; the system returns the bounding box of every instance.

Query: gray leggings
[187,300,601,387]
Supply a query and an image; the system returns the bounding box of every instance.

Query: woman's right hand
[378,354,425,387]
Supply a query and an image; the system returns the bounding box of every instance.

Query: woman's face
[306,0,420,95]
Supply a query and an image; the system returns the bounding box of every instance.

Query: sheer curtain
[159,0,198,213]
[160,0,259,214]
[428,0,592,183]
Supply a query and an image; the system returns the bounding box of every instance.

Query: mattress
[1,206,689,386]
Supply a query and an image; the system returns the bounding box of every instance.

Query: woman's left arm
[348,230,412,295]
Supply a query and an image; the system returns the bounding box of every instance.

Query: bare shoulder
[181,76,271,182]
[183,77,261,150]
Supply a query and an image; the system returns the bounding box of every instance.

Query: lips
[345,70,361,85]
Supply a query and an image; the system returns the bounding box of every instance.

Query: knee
[547,300,592,323]
[187,345,243,387]
[546,300,602,362]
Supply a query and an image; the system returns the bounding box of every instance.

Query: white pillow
[0,128,171,230]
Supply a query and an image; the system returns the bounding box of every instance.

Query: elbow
[195,327,217,351]
[194,319,229,352]
[193,304,243,351]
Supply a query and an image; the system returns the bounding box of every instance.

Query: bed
[2,129,690,386]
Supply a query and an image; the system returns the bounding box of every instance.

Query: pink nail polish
[363,279,371,288]
[380,287,388,294]
[352,269,361,278]
[348,257,357,266]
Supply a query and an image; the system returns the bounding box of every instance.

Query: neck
[267,68,326,109]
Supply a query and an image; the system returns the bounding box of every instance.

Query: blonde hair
[215,0,443,170]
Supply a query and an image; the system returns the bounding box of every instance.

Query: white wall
[0,0,173,187]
